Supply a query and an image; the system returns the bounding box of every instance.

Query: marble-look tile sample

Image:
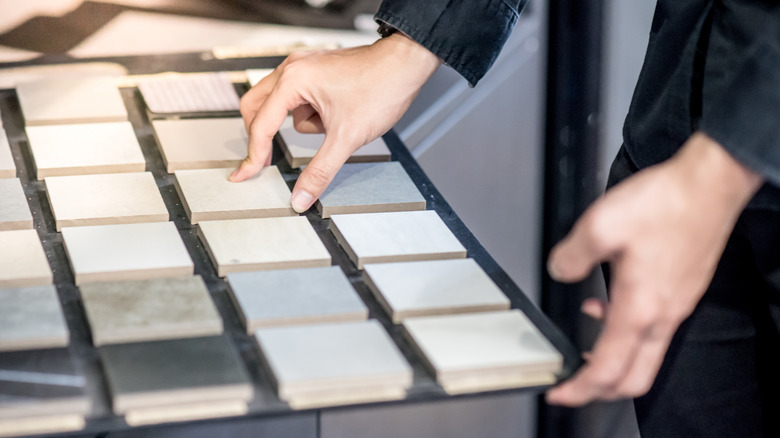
[151,117,247,173]
[0,129,15,179]
[80,276,223,346]
[138,72,240,114]
[0,178,33,231]
[26,121,145,180]
[175,166,294,224]
[0,285,69,352]
[246,68,274,87]
[317,162,425,218]
[198,217,331,276]
[226,266,367,331]
[61,222,193,285]
[16,77,128,126]
[402,310,563,394]
[363,259,511,323]
[0,229,52,288]
[45,172,169,231]
[100,335,253,414]
[329,210,467,269]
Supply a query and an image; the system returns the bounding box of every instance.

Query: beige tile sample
[26,121,145,180]
[151,117,247,173]
[175,166,294,224]
[0,229,52,288]
[80,276,223,346]
[45,172,168,231]
[0,178,33,231]
[0,285,69,352]
[198,217,331,276]
[363,259,511,323]
[16,77,128,126]
[61,222,193,285]
[0,129,15,178]
[329,210,467,269]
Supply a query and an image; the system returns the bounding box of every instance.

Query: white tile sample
[0,129,15,178]
[363,259,511,323]
[61,222,193,285]
[16,77,128,126]
[0,178,33,231]
[45,172,168,231]
[226,266,367,331]
[151,117,247,172]
[198,217,331,276]
[0,229,52,288]
[329,210,467,269]
[175,166,294,224]
[138,72,240,114]
[0,285,69,352]
[26,121,145,180]
[246,68,274,87]
[80,276,223,346]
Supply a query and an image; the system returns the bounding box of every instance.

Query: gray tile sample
[16,77,128,126]
[0,229,53,288]
[80,276,223,346]
[316,162,426,218]
[0,178,33,231]
[0,285,69,352]
[0,128,15,178]
[151,118,247,173]
[226,266,368,331]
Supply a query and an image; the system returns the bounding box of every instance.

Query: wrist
[372,32,442,78]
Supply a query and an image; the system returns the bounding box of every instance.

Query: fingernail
[228,168,240,181]
[291,190,314,213]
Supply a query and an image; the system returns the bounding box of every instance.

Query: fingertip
[291,189,315,213]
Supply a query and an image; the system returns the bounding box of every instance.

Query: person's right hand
[229,32,442,213]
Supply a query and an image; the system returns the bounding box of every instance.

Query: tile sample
[255,320,412,408]
[226,266,368,331]
[0,129,14,178]
[61,222,193,285]
[402,310,563,394]
[16,77,128,126]
[0,229,52,288]
[151,117,247,173]
[26,121,145,180]
[317,162,425,218]
[0,285,69,352]
[124,399,248,427]
[363,259,511,323]
[175,166,294,224]
[80,276,223,346]
[0,178,33,231]
[246,68,274,87]
[329,210,467,269]
[100,335,253,414]
[139,72,240,114]
[0,414,85,438]
[45,172,169,231]
[198,217,331,276]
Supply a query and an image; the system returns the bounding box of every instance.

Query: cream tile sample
[226,266,367,332]
[80,276,223,346]
[151,117,247,173]
[45,172,168,231]
[61,222,193,285]
[329,210,467,269]
[363,259,511,323]
[175,166,294,224]
[0,178,33,231]
[16,77,128,126]
[246,68,274,87]
[26,121,145,180]
[0,285,69,352]
[198,217,331,276]
[138,72,240,114]
[0,229,52,288]
[0,129,15,178]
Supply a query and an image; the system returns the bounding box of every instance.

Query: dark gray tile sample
[0,285,69,352]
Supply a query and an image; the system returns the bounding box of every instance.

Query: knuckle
[304,163,335,189]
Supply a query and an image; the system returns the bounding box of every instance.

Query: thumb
[291,132,356,213]
[548,206,617,282]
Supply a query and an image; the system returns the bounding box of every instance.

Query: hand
[229,33,441,212]
[545,133,763,406]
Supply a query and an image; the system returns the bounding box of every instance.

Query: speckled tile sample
[151,118,247,173]
[226,266,367,332]
[16,77,128,126]
[246,68,274,87]
[317,162,425,218]
[198,217,331,277]
[0,178,33,231]
[45,172,169,231]
[0,285,68,352]
[100,335,253,414]
[0,129,15,179]
[329,210,467,269]
[80,276,223,346]
[138,72,240,114]
[363,259,511,323]
[26,121,145,180]
[402,310,563,394]
[61,222,193,285]
[175,166,294,224]
[0,229,52,288]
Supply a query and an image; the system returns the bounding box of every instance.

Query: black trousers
[607,147,780,438]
